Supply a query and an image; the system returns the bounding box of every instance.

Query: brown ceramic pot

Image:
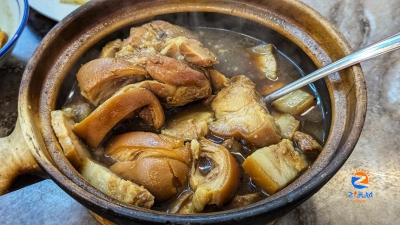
[0,0,367,224]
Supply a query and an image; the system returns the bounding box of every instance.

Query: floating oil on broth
[61,25,328,212]
[195,27,327,143]
[195,27,328,199]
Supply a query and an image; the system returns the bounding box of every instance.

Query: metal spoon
[263,32,400,103]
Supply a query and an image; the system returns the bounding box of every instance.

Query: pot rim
[19,0,367,223]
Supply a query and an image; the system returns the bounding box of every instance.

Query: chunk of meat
[76,58,148,105]
[242,139,308,195]
[209,69,230,92]
[74,87,165,148]
[80,158,154,208]
[146,55,209,87]
[142,55,212,106]
[78,54,211,107]
[99,39,122,58]
[179,38,218,67]
[274,114,300,139]
[106,131,185,155]
[106,132,191,201]
[51,109,90,168]
[159,37,184,60]
[189,139,240,212]
[209,75,281,147]
[129,80,177,101]
[110,158,189,201]
[115,46,157,66]
[272,89,315,115]
[293,131,322,153]
[248,44,278,81]
[126,79,211,108]
[166,84,212,107]
[161,106,214,141]
[114,20,217,68]
[161,36,218,67]
[119,20,196,54]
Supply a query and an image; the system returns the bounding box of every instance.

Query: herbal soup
[52,21,325,214]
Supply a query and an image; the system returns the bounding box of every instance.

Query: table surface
[1,1,399,225]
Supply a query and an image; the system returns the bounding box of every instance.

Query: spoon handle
[264,32,400,103]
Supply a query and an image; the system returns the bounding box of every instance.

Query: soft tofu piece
[272,89,315,115]
[80,158,154,208]
[274,114,300,139]
[242,139,308,195]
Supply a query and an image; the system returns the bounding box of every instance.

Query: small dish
[0,0,29,66]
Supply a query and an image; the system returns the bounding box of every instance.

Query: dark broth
[195,27,326,201]
[195,27,326,143]
[62,26,327,212]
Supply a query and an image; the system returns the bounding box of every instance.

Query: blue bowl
[0,0,29,65]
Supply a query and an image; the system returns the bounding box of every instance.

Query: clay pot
[0,0,366,224]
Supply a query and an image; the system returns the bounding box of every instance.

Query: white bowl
[0,0,29,66]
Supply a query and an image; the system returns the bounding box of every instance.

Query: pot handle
[0,118,40,194]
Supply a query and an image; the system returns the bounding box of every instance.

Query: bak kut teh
[51,20,324,214]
